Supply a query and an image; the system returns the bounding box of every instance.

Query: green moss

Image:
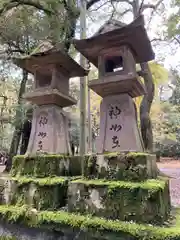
[84,153,156,181]
[12,176,67,186]
[84,155,97,177]
[0,237,17,240]
[72,178,166,191]
[102,152,120,157]
[103,152,150,158]
[0,205,178,239]
[10,177,68,210]
[11,154,81,178]
[68,178,170,224]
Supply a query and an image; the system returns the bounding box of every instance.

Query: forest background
[0,0,179,169]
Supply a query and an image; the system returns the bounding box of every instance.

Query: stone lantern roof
[13,41,88,78]
[73,15,155,67]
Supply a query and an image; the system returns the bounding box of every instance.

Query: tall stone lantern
[74,16,155,153]
[13,43,88,154]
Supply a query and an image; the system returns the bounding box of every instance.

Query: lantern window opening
[104,56,124,74]
[35,71,52,88]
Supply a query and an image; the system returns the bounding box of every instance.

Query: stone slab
[0,222,70,240]
[0,176,68,210]
[84,153,157,181]
[89,74,145,98]
[11,155,81,178]
[26,105,71,154]
[96,94,143,153]
[23,88,76,108]
[68,178,171,224]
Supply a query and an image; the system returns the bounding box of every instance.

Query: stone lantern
[13,43,88,154]
[73,16,155,153]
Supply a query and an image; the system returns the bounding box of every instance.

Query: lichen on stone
[68,178,170,224]
[11,154,81,178]
[84,152,157,181]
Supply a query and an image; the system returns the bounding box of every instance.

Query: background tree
[0,0,174,171]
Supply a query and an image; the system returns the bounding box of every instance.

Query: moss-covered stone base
[68,178,170,224]
[84,152,157,181]
[11,154,81,177]
[6,152,170,228]
[0,176,68,210]
[0,205,178,239]
[11,153,157,181]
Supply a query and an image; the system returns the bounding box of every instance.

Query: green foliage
[152,102,180,142]
[152,70,180,156]
[149,61,169,87]
[167,0,180,41]
[157,142,180,158]
[169,72,180,105]
[0,205,178,239]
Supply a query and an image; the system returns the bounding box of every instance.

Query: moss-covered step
[11,154,81,177]
[0,237,16,240]
[0,176,68,210]
[68,178,171,224]
[0,205,179,239]
[84,152,157,181]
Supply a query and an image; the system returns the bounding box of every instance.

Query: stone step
[0,205,178,240]
[11,154,81,178]
[0,176,69,211]
[11,153,157,181]
[84,152,157,181]
[0,175,171,225]
[67,178,170,224]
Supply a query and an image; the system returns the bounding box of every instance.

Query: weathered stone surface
[11,155,81,178]
[0,222,72,240]
[68,178,171,224]
[0,222,133,240]
[0,176,68,211]
[27,105,71,155]
[96,94,143,153]
[84,153,157,181]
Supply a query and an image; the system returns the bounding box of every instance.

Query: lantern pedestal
[26,105,71,154]
[96,94,143,153]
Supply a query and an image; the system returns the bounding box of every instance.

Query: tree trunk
[140,63,154,152]
[131,0,154,152]
[5,70,28,172]
[20,118,32,155]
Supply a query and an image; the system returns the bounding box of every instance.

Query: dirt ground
[157,158,180,207]
[157,158,180,169]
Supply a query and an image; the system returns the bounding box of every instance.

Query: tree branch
[62,0,78,51]
[174,37,180,45]
[87,0,132,10]
[150,38,165,43]
[89,0,110,12]
[141,0,163,12]
[0,0,54,16]
[0,32,25,54]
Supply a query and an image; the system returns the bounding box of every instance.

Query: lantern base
[96,94,143,153]
[26,105,71,154]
